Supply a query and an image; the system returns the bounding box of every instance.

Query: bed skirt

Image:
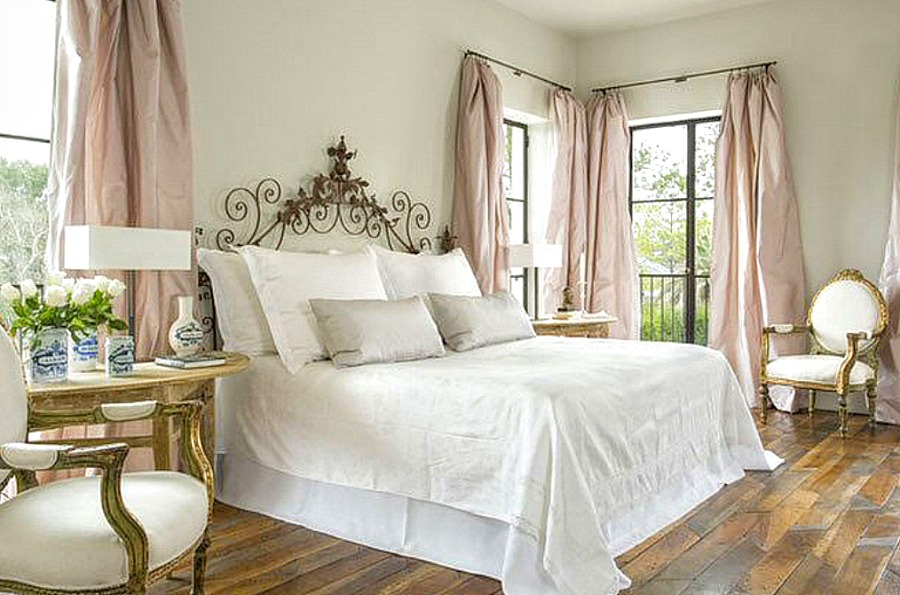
[216,451,745,595]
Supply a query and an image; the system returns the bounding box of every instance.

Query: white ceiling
[492,0,778,36]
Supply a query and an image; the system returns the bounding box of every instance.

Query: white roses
[0,283,20,303]
[0,273,128,342]
[44,285,69,307]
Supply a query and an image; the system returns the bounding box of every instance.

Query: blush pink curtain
[46,0,195,359]
[41,0,195,476]
[877,91,900,425]
[544,89,587,314]
[584,93,640,339]
[709,71,806,407]
[452,56,509,295]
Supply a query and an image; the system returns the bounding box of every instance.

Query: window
[0,0,56,286]
[630,116,720,344]
[502,119,528,309]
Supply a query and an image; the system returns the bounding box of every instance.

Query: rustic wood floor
[150,410,900,594]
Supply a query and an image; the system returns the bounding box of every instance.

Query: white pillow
[196,248,275,355]
[309,296,445,367]
[428,292,535,352]
[372,245,481,300]
[240,245,388,373]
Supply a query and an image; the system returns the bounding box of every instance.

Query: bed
[199,137,781,595]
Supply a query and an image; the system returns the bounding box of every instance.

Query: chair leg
[808,390,816,417]
[759,383,769,424]
[191,531,211,595]
[867,382,877,428]
[837,393,849,438]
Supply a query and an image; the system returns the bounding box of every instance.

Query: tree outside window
[0,0,56,286]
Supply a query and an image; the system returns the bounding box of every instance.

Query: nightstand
[532,315,618,338]
[27,352,250,474]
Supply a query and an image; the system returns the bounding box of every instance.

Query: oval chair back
[807,269,888,356]
[0,331,28,487]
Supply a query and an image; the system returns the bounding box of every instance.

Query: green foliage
[632,123,718,344]
[0,157,49,286]
[6,294,81,347]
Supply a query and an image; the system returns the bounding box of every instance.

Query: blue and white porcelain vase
[29,327,69,383]
[69,331,99,372]
[168,296,203,357]
[106,336,135,377]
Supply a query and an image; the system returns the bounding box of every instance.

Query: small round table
[27,353,250,473]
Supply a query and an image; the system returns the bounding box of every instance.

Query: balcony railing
[639,274,710,345]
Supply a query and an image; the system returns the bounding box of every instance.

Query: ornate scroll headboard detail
[210,136,453,254]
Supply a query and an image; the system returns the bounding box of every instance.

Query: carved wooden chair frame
[759,269,889,436]
[0,400,213,595]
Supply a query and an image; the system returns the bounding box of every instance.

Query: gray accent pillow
[309,296,446,368]
[428,292,535,352]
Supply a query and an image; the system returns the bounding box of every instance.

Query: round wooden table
[27,352,250,472]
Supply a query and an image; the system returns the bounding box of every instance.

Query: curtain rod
[591,60,777,94]
[465,50,572,92]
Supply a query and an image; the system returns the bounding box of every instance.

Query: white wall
[183,0,575,250]
[576,0,900,293]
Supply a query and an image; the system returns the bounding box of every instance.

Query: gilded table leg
[808,390,817,417]
[199,380,216,471]
[152,415,171,471]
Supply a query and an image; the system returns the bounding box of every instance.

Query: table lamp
[63,225,193,350]
[508,243,563,319]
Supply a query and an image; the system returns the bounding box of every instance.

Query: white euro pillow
[428,292,536,352]
[240,245,388,373]
[372,245,481,299]
[197,248,276,355]
[309,296,445,367]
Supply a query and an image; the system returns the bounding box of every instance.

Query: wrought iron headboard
[196,136,456,348]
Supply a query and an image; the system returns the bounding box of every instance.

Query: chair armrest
[0,441,150,591]
[836,332,868,393]
[760,324,810,375]
[30,399,212,504]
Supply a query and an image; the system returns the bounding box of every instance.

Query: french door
[630,116,720,345]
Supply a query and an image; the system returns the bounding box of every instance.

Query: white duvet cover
[225,336,779,594]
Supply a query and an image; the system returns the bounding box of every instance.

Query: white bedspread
[228,337,779,595]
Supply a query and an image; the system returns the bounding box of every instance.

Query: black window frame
[629,115,720,344]
[503,118,530,312]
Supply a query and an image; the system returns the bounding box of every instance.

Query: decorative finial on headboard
[438,225,457,253]
[327,135,357,181]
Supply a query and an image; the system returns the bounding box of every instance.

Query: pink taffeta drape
[877,91,900,425]
[544,91,639,338]
[46,0,196,360]
[451,56,509,295]
[41,0,196,475]
[544,90,588,314]
[584,93,640,339]
[709,71,806,408]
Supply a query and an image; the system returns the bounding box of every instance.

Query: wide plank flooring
[151,410,900,594]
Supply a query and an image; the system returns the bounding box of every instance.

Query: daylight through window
[630,116,720,345]
[0,0,56,286]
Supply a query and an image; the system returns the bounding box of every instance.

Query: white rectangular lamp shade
[64,225,192,271]
[508,244,563,269]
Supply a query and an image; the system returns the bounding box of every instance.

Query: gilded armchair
[759,269,889,437]
[0,331,213,595]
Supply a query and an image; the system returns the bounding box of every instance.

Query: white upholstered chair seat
[0,471,208,590]
[766,355,875,386]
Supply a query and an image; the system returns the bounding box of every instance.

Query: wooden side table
[533,315,618,338]
[26,353,249,473]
